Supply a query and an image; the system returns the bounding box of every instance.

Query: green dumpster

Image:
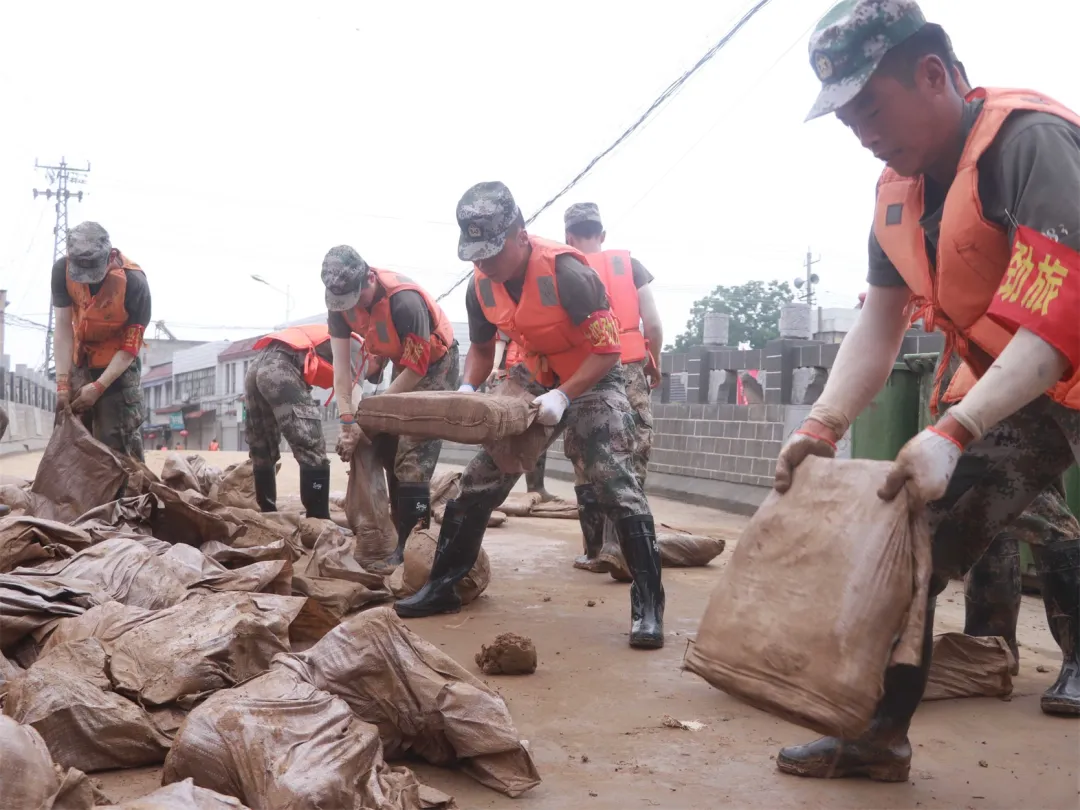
[849,361,921,461]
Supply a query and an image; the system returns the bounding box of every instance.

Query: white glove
[878,427,964,505]
[533,389,570,426]
[458,383,476,393]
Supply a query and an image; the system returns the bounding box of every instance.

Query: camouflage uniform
[372,341,460,486]
[71,362,145,462]
[244,346,328,470]
[777,0,1080,783]
[622,359,654,482]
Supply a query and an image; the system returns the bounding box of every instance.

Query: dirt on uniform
[476,633,538,675]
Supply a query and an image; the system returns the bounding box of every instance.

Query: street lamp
[250,274,292,325]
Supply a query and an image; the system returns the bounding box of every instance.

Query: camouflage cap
[66,221,112,284]
[564,202,602,230]
[321,245,369,311]
[805,0,929,121]
[456,181,521,262]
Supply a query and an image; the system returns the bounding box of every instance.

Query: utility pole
[793,248,820,307]
[33,157,91,379]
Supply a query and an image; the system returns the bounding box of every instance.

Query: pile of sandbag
[923,632,1015,701]
[345,442,396,564]
[161,454,224,497]
[0,714,108,809]
[656,525,726,568]
[684,457,931,739]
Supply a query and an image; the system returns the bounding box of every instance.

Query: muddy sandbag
[0,652,22,698]
[484,375,555,475]
[498,492,542,517]
[39,602,157,655]
[346,441,396,563]
[657,530,726,567]
[4,639,172,772]
[148,483,244,547]
[208,460,278,512]
[163,662,455,810]
[15,537,190,610]
[293,606,539,797]
[0,483,33,514]
[120,455,162,497]
[355,390,538,445]
[0,715,100,810]
[683,456,932,740]
[153,543,291,596]
[923,633,1015,701]
[107,591,306,707]
[0,574,103,653]
[110,779,251,810]
[293,529,393,619]
[394,528,490,605]
[200,538,295,567]
[161,453,202,493]
[429,471,460,510]
[187,455,224,495]
[526,500,577,519]
[73,495,155,541]
[0,516,87,573]
[30,412,127,523]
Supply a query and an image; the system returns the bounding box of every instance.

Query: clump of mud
[475,632,537,675]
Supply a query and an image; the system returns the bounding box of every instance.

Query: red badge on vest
[987,225,1080,373]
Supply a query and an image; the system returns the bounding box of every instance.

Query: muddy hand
[336,422,362,462]
[878,426,963,505]
[773,421,838,493]
[70,381,105,415]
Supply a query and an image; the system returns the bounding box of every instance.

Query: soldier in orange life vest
[244,324,338,519]
[51,222,151,461]
[394,181,665,650]
[773,0,1080,782]
[322,246,460,572]
[563,202,663,578]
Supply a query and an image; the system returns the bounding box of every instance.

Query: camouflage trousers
[621,359,654,484]
[245,347,328,470]
[927,394,1080,597]
[372,341,460,486]
[72,362,145,462]
[933,355,1080,597]
[458,361,650,520]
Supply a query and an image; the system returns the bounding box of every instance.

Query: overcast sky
[2,0,1078,368]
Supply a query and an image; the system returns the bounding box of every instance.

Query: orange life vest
[253,324,336,390]
[505,340,525,368]
[582,250,646,364]
[66,254,146,370]
[341,269,454,366]
[474,236,594,387]
[873,87,1080,414]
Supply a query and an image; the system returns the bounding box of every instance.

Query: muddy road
[4,450,1076,808]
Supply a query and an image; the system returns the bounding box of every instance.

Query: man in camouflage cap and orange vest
[322,246,460,572]
[563,202,663,579]
[773,0,1080,782]
[51,222,150,460]
[244,324,339,519]
[395,181,665,650]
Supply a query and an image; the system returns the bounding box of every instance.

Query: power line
[33,157,91,378]
[435,0,776,304]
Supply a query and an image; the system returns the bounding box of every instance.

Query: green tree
[667,280,794,351]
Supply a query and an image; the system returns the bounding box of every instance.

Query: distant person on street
[209,438,220,451]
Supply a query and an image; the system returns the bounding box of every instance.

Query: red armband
[120,324,146,356]
[398,333,431,376]
[582,310,622,355]
[987,225,1080,375]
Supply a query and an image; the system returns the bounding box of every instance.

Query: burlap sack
[394,528,490,605]
[355,390,535,445]
[684,457,932,740]
[346,441,396,563]
[293,606,540,797]
[923,633,1015,701]
[30,412,127,523]
[106,591,304,706]
[208,460,280,512]
[161,453,203,494]
[40,601,157,655]
[498,492,542,517]
[149,484,246,547]
[4,638,171,772]
[293,529,393,619]
[163,661,454,810]
[429,471,460,510]
[483,375,555,475]
[0,715,100,810]
[15,537,191,610]
[0,516,88,573]
[110,779,251,810]
[0,483,33,514]
[657,528,726,567]
[0,652,21,698]
[0,573,104,654]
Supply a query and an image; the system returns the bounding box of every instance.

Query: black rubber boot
[298,464,331,520]
[253,465,278,513]
[777,597,936,782]
[573,484,609,573]
[1036,540,1080,716]
[617,514,665,649]
[371,482,431,573]
[394,499,489,618]
[965,533,1022,675]
[525,451,555,502]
